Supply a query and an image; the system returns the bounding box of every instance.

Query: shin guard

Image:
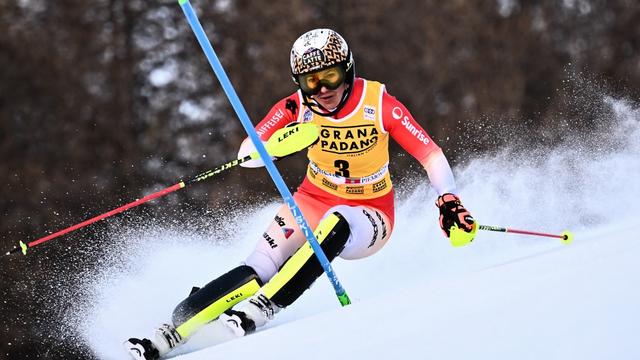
[262,212,350,308]
[172,265,262,338]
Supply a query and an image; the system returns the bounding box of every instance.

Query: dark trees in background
[1,0,638,358]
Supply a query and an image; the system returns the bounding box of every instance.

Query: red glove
[435,193,475,238]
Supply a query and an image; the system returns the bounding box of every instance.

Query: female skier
[126,28,475,360]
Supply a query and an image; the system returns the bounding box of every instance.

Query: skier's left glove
[435,193,475,245]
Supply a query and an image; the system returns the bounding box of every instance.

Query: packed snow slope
[73,98,640,359]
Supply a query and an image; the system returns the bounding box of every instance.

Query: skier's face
[311,82,347,111]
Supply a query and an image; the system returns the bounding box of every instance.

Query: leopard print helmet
[290,29,355,115]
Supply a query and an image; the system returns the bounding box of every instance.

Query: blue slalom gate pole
[178,0,350,306]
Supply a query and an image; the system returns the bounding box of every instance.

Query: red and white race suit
[240,78,457,282]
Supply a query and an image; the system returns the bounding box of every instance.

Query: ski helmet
[290,28,355,116]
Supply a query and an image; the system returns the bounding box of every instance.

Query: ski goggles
[297,65,346,95]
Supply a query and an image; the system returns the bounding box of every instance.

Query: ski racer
[125,28,475,359]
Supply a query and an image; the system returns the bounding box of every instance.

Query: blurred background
[1,0,639,358]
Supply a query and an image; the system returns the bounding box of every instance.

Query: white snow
[74,98,640,359]
[177,224,639,360]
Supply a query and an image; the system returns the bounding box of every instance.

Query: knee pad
[263,212,350,308]
[172,265,262,338]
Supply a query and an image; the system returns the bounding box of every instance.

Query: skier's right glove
[435,193,476,246]
[272,122,310,161]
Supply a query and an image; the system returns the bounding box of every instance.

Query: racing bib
[298,80,392,199]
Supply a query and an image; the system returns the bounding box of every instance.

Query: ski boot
[124,323,182,360]
[219,292,279,337]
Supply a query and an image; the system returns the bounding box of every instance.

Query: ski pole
[5,124,319,257]
[477,224,574,244]
[178,0,351,306]
[449,223,573,247]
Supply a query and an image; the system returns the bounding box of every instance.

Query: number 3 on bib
[334,160,350,177]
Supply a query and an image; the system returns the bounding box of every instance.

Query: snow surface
[72,97,640,359]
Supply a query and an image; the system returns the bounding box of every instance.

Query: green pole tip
[20,241,28,255]
[178,0,188,5]
[338,293,351,306]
